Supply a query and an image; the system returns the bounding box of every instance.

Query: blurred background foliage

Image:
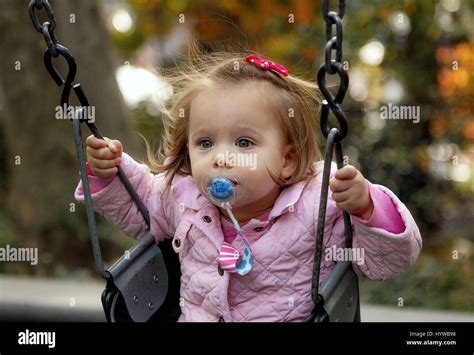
[0,0,472,311]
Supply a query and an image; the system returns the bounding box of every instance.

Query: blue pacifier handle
[209,177,234,201]
[210,177,254,275]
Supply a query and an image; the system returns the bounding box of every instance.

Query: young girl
[75,52,422,322]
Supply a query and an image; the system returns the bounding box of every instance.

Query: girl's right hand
[86,135,123,179]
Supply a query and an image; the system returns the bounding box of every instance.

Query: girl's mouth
[218,177,238,186]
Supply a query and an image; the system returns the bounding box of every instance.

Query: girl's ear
[280,144,297,180]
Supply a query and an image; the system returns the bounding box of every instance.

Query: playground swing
[28,0,360,323]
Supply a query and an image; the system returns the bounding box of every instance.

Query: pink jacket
[75,153,422,322]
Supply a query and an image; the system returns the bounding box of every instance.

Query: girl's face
[187,82,295,222]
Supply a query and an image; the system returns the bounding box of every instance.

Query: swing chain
[318,0,349,143]
[28,0,59,57]
[323,0,344,74]
[28,0,93,119]
[309,0,355,320]
[28,0,154,279]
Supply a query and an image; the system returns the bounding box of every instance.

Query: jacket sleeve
[74,152,175,243]
[351,183,422,280]
[319,164,422,284]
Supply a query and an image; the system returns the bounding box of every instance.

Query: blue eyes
[200,139,213,149]
[198,139,253,149]
[237,139,252,148]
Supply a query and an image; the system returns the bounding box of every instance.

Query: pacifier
[209,177,235,202]
[204,176,254,276]
[201,176,243,209]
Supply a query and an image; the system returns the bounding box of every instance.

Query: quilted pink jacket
[75,153,422,322]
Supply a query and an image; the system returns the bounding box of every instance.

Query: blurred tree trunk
[0,0,138,275]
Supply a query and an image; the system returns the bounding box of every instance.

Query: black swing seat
[68,113,181,323]
[306,261,360,322]
[101,234,182,323]
[102,235,359,323]
[102,236,359,323]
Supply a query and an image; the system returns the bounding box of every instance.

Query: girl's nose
[214,151,235,168]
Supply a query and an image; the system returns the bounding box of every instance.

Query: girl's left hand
[329,165,374,220]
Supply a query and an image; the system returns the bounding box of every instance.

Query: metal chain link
[317,0,349,143]
[28,0,89,110]
[28,0,58,56]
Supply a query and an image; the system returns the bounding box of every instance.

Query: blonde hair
[142,44,323,191]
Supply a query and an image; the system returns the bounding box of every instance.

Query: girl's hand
[85,135,123,179]
[329,165,374,220]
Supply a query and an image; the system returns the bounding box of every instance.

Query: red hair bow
[245,54,289,77]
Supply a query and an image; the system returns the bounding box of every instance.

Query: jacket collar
[170,174,312,220]
[169,175,211,212]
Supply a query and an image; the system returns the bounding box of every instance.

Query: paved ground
[1,275,473,322]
